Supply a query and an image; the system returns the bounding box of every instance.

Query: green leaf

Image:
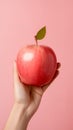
[35,26,46,40]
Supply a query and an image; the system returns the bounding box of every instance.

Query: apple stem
[35,36,38,45]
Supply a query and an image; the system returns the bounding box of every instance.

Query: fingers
[42,62,61,92]
[52,70,59,80]
[32,86,43,97]
[57,62,61,69]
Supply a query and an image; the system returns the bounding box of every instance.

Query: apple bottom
[18,70,56,87]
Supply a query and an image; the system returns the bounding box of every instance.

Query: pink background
[0,0,73,130]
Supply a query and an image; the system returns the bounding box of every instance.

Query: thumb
[13,61,21,86]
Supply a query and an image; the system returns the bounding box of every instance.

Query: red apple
[16,26,57,87]
[16,45,57,87]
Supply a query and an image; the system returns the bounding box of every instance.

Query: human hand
[13,61,61,120]
[4,62,60,130]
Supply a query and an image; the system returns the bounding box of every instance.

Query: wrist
[14,103,30,130]
[14,102,30,120]
[4,103,29,130]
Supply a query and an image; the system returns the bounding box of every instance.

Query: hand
[4,62,60,130]
[13,62,61,119]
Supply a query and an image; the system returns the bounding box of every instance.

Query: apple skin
[16,45,57,87]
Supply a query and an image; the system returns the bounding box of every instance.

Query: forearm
[4,103,29,130]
